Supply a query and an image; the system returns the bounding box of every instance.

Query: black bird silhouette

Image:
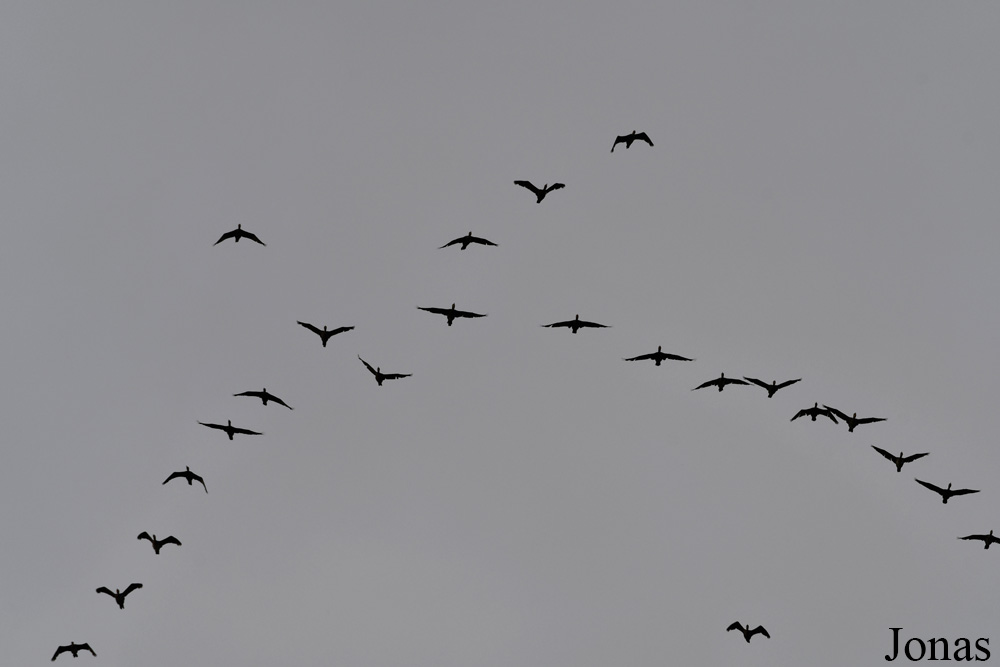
[727,622,770,643]
[95,583,142,609]
[297,321,355,347]
[234,387,293,409]
[623,346,694,366]
[542,314,610,334]
[198,419,262,440]
[417,303,487,326]
[823,406,886,432]
[213,224,265,246]
[743,376,801,397]
[791,402,839,423]
[959,530,1000,549]
[137,532,181,554]
[439,232,498,250]
[162,466,208,493]
[915,479,980,504]
[514,180,565,203]
[692,373,749,392]
[358,355,412,386]
[871,446,928,473]
[611,130,653,152]
[52,642,95,661]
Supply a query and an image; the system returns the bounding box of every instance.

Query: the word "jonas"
[886,628,990,661]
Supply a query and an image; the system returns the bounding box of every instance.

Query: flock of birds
[50,128,990,661]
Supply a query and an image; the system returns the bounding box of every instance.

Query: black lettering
[975,638,989,661]
[907,638,927,661]
[954,637,971,661]
[928,637,949,660]
[887,628,903,661]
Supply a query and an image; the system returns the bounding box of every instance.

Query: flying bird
[914,479,980,504]
[541,314,610,334]
[297,321,355,347]
[959,530,1000,550]
[439,232,498,250]
[514,180,565,203]
[95,583,142,609]
[823,406,886,432]
[417,303,487,326]
[623,346,694,366]
[234,387,293,409]
[611,130,653,152]
[358,355,412,386]
[870,446,928,473]
[162,466,208,493]
[790,402,839,423]
[52,643,96,661]
[198,419,262,440]
[692,373,749,392]
[727,622,770,643]
[213,224,265,246]
[743,376,801,397]
[137,532,181,554]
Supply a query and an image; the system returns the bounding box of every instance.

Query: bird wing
[439,237,462,248]
[856,416,887,425]
[661,353,693,361]
[575,319,609,328]
[750,626,770,639]
[194,474,208,493]
[122,583,143,596]
[454,309,486,318]
[915,478,944,495]
[231,426,263,435]
[624,352,654,361]
[242,230,266,246]
[635,132,653,146]
[514,180,542,195]
[871,446,896,463]
[213,229,236,245]
[693,378,719,391]
[417,306,449,316]
[95,587,114,597]
[901,452,929,464]
[472,236,497,246]
[358,356,377,376]
[722,377,748,385]
[52,645,69,661]
[546,183,566,192]
[823,405,849,421]
[198,421,225,431]
[611,135,627,152]
[950,488,980,497]
[162,471,182,484]
[542,320,571,328]
[297,321,323,336]
[959,534,988,541]
[743,376,768,389]
[137,531,152,542]
[790,408,808,421]
[726,622,742,632]
[775,378,802,389]
[382,372,412,380]
[329,326,355,336]
[160,536,182,547]
[268,394,293,409]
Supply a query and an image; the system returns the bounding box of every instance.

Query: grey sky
[3,3,999,665]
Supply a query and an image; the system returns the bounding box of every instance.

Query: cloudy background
[3,3,999,665]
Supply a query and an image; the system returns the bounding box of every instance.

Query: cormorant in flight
[727,622,770,643]
[514,180,565,203]
[692,373,748,392]
[51,642,96,661]
[234,388,293,409]
[417,303,487,326]
[870,446,928,473]
[823,406,886,432]
[542,314,610,334]
[439,232,498,250]
[198,419,262,440]
[743,377,801,397]
[213,224,265,246]
[358,355,412,386]
[162,466,208,493]
[297,321,355,347]
[623,346,694,366]
[137,532,182,554]
[611,131,653,152]
[95,583,142,609]
[914,479,980,504]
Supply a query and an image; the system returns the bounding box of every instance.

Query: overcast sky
[3,3,1000,666]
